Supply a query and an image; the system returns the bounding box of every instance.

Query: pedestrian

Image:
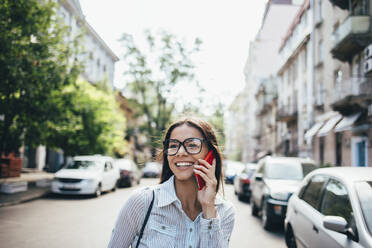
[107,116,235,248]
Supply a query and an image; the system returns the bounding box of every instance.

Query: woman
[108,116,235,248]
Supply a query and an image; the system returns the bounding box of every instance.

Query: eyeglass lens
[166,138,202,155]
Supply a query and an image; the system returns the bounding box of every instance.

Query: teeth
[175,162,194,167]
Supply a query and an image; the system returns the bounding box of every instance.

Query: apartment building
[324,0,372,166]
[233,0,300,162]
[31,0,120,171]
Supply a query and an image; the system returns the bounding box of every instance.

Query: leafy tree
[120,30,202,159]
[207,102,226,151]
[0,0,82,156]
[45,79,127,157]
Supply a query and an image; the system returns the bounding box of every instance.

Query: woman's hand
[194,158,217,219]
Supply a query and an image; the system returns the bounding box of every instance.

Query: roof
[73,155,112,162]
[311,167,372,182]
[264,156,316,164]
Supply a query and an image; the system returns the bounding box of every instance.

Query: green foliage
[120,30,201,158]
[0,0,82,155]
[45,79,127,157]
[207,103,226,150]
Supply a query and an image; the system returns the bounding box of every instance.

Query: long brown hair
[157,116,224,193]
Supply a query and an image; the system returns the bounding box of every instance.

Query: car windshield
[355,181,372,236]
[65,160,101,170]
[266,162,316,180]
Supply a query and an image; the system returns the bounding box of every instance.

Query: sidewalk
[0,170,54,207]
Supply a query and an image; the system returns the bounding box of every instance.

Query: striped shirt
[107,176,235,248]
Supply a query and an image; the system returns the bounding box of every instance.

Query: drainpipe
[307,0,316,157]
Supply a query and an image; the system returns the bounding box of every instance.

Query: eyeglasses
[164,137,204,156]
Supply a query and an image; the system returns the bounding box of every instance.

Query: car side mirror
[255,173,263,181]
[323,216,358,241]
[323,216,348,233]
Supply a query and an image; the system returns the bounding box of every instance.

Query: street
[0,179,285,248]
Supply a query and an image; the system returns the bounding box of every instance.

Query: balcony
[331,77,372,115]
[329,0,349,10]
[331,16,371,62]
[277,100,298,122]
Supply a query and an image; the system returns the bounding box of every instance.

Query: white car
[285,167,372,248]
[51,155,119,197]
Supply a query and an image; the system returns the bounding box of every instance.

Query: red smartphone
[195,150,215,190]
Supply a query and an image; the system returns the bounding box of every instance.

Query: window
[319,136,325,165]
[318,40,323,63]
[317,0,322,22]
[335,133,342,166]
[301,175,327,209]
[320,179,353,223]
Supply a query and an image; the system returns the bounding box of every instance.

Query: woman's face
[167,124,209,182]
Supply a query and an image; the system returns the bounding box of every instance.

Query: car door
[317,178,360,248]
[292,174,328,248]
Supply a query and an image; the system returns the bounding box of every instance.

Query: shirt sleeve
[199,202,235,248]
[107,188,149,248]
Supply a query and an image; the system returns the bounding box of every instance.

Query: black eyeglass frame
[163,137,206,156]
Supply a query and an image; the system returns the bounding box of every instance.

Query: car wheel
[251,198,259,216]
[285,226,297,248]
[261,200,273,230]
[238,194,245,201]
[95,184,102,197]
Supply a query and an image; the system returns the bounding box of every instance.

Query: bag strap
[135,190,155,248]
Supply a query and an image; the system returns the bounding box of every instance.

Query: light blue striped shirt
[108,176,235,248]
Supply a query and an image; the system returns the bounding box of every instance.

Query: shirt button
[161,226,166,230]
[208,226,212,230]
[189,246,192,248]
[189,228,193,232]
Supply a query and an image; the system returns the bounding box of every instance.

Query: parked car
[142,162,161,178]
[285,167,372,248]
[234,163,257,202]
[114,158,142,187]
[224,160,245,184]
[250,156,317,230]
[51,155,119,197]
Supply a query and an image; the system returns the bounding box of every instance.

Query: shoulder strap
[135,190,155,248]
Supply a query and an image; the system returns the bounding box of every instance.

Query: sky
[79,0,267,109]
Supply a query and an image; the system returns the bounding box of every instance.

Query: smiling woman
[108,116,235,248]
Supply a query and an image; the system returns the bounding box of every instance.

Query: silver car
[285,167,372,248]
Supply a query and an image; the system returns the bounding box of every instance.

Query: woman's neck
[174,177,202,220]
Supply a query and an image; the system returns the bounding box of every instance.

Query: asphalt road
[0,178,285,248]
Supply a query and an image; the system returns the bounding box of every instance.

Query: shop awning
[304,121,324,139]
[334,113,361,132]
[317,115,343,137]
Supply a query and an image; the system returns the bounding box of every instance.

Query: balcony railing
[332,77,372,113]
[277,98,298,122]
[329,0,349,10]
[331,16,371,62]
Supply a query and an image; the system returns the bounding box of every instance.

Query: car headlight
[270,191,290,201]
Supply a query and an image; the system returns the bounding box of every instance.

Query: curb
[0,188,51,208]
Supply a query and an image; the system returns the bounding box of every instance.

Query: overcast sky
[79,0,267,108]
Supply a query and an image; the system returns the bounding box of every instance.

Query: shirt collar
[157,175,225,207]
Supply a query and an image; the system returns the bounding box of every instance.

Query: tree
[0,0,82,156]
[45,79,127,157]
[120,30,202,159]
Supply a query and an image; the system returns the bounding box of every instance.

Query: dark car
[250,156,317,230]
[142,162,161,178]
[234,163,257,202]
[114,158,142,187]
